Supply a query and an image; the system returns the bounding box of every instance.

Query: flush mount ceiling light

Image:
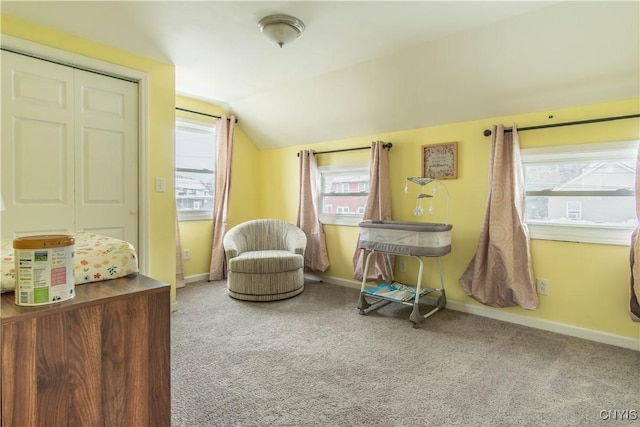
[258,14,305,48]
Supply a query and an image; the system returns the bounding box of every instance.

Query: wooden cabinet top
[1,274,170,323]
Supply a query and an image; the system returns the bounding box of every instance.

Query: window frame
[521,140,638,246]
[175,118,216,222]
[318,163,370,226]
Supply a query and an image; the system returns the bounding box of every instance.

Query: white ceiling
[2,1,638,149]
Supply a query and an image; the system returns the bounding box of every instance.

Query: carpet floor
[171,280,639,426]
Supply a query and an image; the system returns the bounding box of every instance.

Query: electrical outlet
[398,260,407,273]
[183,249,191,261]
[536,278,549,295]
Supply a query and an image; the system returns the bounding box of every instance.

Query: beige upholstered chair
[223,219,307,301]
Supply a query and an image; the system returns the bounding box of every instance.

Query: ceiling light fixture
[258,14,305,48]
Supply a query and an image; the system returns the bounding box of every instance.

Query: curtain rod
[176,107,238,123]
[482,113,640,137]
[296,142,392,157]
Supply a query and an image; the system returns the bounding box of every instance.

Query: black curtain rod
[483,113,640,137]
[297,142,392,157]
[176,107,238,123]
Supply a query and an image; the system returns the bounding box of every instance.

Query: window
[175,119,216,221]
[318,163,369,226]
[566,201,582,220]
[522,140,638,245]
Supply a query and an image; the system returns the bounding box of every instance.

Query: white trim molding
[185,273,210,284]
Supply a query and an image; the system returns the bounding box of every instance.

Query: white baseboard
[185,273,210,284]
[304,273,640,351]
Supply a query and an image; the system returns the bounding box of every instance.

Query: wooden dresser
[0,274,171,427]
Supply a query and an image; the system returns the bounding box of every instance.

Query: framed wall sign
[422,141,458,179]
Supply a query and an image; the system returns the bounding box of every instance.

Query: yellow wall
[258,99,640,340]
[1,15,178,301]
[6,14,638,340]
[176,96,261,279]
[175,99,639,341]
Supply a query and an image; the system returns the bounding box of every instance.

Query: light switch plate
[155,177,166,192]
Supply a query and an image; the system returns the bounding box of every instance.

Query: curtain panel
[629,146,640,322]
[353,141,393,281]
[296,150,331,272]
[459,124,538,310]
[175,217,185,288]
[209,115,235,281]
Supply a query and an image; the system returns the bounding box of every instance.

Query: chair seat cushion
[229,250,303,274]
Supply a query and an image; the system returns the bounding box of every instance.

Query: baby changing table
[356,220,452,328]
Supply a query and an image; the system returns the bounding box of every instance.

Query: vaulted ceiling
[3,1,638,149]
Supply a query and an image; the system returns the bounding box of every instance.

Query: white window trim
[521,140,638,163]
[526,222,634,246]
[176,118,216,222]
[318,163,369,226]
[522,140,639,246]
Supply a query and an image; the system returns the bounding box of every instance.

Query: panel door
[1,51,139,250]
[74,69,138,248]
[1,50,75,237]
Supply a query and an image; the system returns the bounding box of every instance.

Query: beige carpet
[171,280,639,426]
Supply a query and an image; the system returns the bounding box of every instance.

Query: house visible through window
[566,201,582,220]
[175,118,216,221]
[318,163,369,226]
[522,140,638,245]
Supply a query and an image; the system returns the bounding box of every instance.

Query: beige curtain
[175,218,185,288]
[297,150,331,272]
[353,140,393,281]
[629,146,640,322]
[459,124,538,310]
[209,115,235,281]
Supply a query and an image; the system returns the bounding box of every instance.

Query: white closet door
[1,51,75,237]
[1,51,139,250]
[74,70,138,249]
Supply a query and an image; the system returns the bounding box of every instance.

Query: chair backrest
[224,219,306,254]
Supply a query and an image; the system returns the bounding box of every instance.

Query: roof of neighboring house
[554,162,635,191]
[176,177,207,191]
